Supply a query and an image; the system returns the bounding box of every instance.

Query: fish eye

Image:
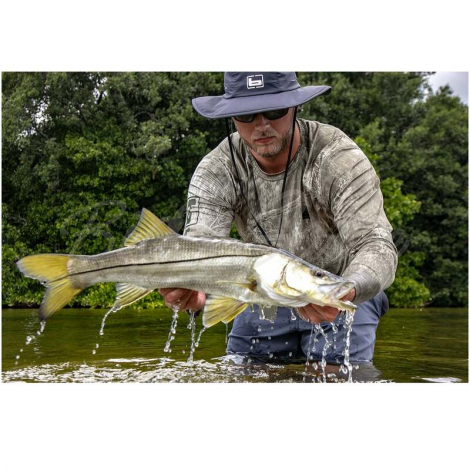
[315,271,323,277]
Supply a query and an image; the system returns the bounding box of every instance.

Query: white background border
[1,1,469,469]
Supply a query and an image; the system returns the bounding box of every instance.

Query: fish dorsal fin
[203,295,248,328]
[113,283,154,310]
[124,208,176,247]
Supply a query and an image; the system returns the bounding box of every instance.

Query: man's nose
[253,113,271,130]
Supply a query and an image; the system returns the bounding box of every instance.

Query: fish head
[253,252,356,312]
[282,260,356,311]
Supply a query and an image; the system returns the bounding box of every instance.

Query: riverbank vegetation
[2,72,467,308]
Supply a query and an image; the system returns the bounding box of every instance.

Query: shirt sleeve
[184,151,236,238]
[320,136,398,304]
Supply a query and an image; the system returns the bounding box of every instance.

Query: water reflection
[2,308,468,383]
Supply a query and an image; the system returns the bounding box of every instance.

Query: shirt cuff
[342,270,381,305]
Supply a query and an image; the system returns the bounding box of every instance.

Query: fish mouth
[325,281,355,301]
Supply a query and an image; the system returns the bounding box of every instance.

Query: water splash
[16,320,47,366]
[195,326,207,349]
[331,321,338,351]
[318,324,332,383]
[259,306,266,320]
[164,305,179,353]
[342,311,354,383]
[100,307,116,336]
[187,312,197,364]
[303,325,315,382]
[290,308,296,321]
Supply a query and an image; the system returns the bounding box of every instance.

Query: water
[163,306,179,353]
[1,307,468,383]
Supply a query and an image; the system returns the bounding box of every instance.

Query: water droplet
[15,361,18,366]
[257,326,262,332]
[288,352,292,357]
[268,336,271,340]
[250,346,254,350]
[285,341,289,345]
[269,353,273,358]
[290,308,296,321]
[25,336,32,345]
[92,350,96,355]
[182,350,186,354]
[252,339,256,344]
[15,355,20,360]
[95,344,99,349]
[255,338,259,343]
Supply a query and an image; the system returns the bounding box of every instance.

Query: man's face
[232,107,295,159]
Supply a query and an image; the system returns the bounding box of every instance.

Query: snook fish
[17,208,357,327]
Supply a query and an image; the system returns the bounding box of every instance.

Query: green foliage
[385,252,431,307]
[2,72,467,308]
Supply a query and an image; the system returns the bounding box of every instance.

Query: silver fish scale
[68,234,279,303]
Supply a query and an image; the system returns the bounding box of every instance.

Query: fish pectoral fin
[113,283,154,310]
[124,208,176,247]
[203,296,248,328]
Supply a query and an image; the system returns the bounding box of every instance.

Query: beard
[242,124,294,158]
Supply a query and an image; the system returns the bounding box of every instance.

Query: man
[160,72,397,364]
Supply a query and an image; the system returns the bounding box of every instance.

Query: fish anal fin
[124,208,176,247]
[222,303,250,325]
[113,283,154,310]
[203,295,248,328]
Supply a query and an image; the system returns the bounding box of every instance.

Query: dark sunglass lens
[263,108,289,120]
[234,114,256,123]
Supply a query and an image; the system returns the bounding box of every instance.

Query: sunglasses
[233,108,289,123]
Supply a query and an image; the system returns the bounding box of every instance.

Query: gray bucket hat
[192,72,331,119]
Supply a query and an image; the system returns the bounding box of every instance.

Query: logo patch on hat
[247,74,264,89]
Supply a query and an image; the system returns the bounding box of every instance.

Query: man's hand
[296,288,356,324]
[159,288,206,312]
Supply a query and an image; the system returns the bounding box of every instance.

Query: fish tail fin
[17,254,83,320]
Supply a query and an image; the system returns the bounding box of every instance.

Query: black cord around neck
[225,119,273,246]
[274,106,298,247]
[225,107,298,248]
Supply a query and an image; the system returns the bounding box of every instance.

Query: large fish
[17,208,357,327]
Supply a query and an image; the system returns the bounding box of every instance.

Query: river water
[1,307,468,383]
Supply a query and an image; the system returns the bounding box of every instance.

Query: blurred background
[2,72,468,310]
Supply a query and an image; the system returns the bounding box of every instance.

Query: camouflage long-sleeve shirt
[184,118,397,304]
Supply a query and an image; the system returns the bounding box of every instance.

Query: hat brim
[192,85,331,119]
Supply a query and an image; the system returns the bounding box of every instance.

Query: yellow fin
[39,279,82,321]
[16,254,82,320]
[113,283,154,310]
[124,208,175,247]
[221,304,250,325]
[17,254,71,283]
[203,295,248,328]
